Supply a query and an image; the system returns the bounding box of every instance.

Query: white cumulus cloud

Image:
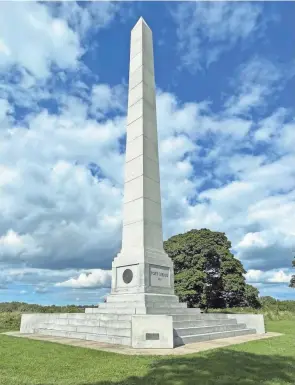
[245,269,293,284]
[56,269,112,289]
[172,2,263,72]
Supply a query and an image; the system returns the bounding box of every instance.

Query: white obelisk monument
[108,17,177,305]
[19,17,262,349]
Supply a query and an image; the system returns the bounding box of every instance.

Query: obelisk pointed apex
[133,16,150,30]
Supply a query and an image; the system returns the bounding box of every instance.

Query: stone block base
[20,307,264,349]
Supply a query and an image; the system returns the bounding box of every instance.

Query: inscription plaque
[150,265,170,287]
[146,333,160,340]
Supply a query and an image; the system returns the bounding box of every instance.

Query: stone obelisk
[109,17,176,304]
[19,17,260,350]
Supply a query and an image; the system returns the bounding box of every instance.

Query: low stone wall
[226,314,265,334]
[20,313,60,333]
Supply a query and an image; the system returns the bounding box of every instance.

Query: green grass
[207,307,295,321]
[0,320,294,385]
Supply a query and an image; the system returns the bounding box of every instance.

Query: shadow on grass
[80,349,295,385]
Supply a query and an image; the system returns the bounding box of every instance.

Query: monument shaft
[111,18,175,298]
[123,18,163,253]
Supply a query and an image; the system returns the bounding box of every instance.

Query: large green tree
[164,228,261,309]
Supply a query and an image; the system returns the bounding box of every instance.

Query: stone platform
[20,296,265,349]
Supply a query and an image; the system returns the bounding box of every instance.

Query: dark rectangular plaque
[146,333,160,340]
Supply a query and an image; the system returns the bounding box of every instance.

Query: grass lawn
[0,320,294,385]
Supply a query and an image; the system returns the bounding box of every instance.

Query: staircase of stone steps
[173,318,238,328]
[173,313,256,346]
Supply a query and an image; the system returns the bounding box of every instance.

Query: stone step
[37,315,131,329]
[146,307,201,315]
[27,314,102,323]
[35,329,131,346]
[174,323,246,337]
[67,319,100,327]
[37,323,77,332]
[68,319,131,329]
[45,318,75,325]
[85,308,142,314]
[173,319,238,328]
[85,333,131,346]
[97,314,132,321]
[172,314,204,322]
[174,328,257,346]
[85,308,139,314]
[35,323,131,337]
[36,328,87,339]
[46,313,102,319]
[98,320,131,328]
[98,302,187,309]
[76,326,131,337]
[199,313,232,320]
[43,314,105,321]
[77,313,132,321]
[105,294,180,304]
[85,306,197,315]
[150,302,188,308]
[168,313,234,322]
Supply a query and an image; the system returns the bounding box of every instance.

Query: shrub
[0,312,21,331]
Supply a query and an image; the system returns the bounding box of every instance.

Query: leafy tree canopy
[164,228,261,309]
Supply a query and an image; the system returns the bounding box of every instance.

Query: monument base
[102,292,183,314]
[20,297,264,348]
[110,248,176,297]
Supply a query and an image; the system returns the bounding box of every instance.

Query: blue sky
[0,1,294,305]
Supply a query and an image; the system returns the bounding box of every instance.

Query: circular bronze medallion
[123,269,133,284]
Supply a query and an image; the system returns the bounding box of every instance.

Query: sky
[0,1,294,305]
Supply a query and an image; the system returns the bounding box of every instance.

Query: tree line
[0,302,95,313]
